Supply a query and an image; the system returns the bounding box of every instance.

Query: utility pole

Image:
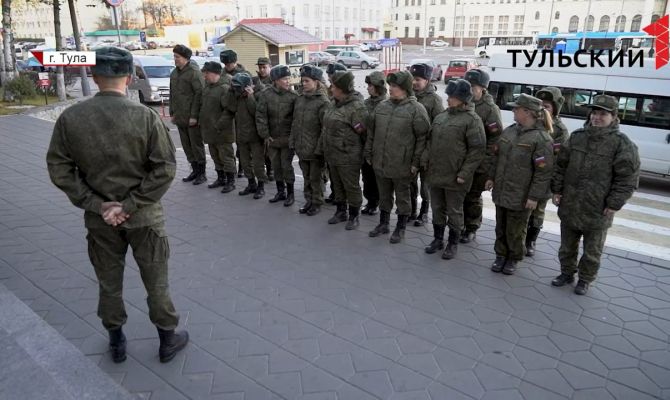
[547,0,555,33]
[459,1,464,50]
[422,0,428,53]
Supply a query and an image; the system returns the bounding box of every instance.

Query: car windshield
[449,61,467,68]
[144,66,173,78]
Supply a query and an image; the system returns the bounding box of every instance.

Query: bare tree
[68,0,90,96]
[51,0,67,101]
[2,0,17,101]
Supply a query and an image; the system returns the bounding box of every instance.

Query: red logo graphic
[643,14,668,69]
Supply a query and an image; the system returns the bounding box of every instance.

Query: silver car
[335,51,380,69]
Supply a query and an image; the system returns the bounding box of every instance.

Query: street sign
[105,0,124,6]
[38,79,50,88]
[38,72,49,80]
[139,31,146,43]
[378,38,400,48]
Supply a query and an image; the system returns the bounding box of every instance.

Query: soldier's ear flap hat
[201,61,223,74]
[536,87,565,116]
[587,94,618,114]
[220,49,238,64]
[300,64,324,82]
[365,71,386,88]
[270,65,291,81]
[172,44,192,59]
[331,71,355,93]
[326,62,347,76]
[409,63,433,81]
[232,72,253,88]
[445,79,473,104]
[386,70,413,95]
[463,68,490,88]
[507,93,543,112]
[91,46,133,77]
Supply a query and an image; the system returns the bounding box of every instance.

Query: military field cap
[386,70,413,94]
[201,61,222,74]
[463,68,490,88]
[256,57,271,65]
[270,65,291,81]
[220,49,238,64]
[326,62,347,76]
[409,63,433,81]
[91,46,133,77]
[365,71,386,87]
[536,87,565,115]
[507,93,543,112]
[172,44,192,59]
[331,71,355,93]
[232,72,252,88]
[587,94,618,113]
[300,64,324,81]
[446,79,473,104]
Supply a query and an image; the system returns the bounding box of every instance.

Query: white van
[130,55,174,104]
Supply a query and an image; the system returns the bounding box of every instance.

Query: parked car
[430,39,449,47]
[363,41,381,51]
[325,49,341,57]
[124,41,146,51]
[406,58,443,81]
[358,43,370,52]
[130,55,174,104]
[336,50,380,69]
[146,41,158,49]
[444,58,480,82]
[309,51,336,66]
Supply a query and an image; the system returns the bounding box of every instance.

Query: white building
[12,1,109,40]
[390,0,667,45]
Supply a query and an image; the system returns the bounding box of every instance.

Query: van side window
[135,66,146,80]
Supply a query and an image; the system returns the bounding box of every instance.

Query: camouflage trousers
[558,224,608,283]
[494,206,532,261]
[377,175,412,215]
[528,198,549,229]
[361,161,379,205]
[330,165,363,208]
[410,167,430,208]
[430,187,467,232]
[463,172,488,232]
[86,222,179,331]
[178,125,206,164]
[208,142,236,173]
[238,140,268,182]
[268,146,295,184]
[299,158,325,206]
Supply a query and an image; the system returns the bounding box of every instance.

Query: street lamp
[581,0,593,49]
[422,0,428,54]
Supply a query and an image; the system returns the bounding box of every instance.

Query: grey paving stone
[473,363,521,391]
[436,369,485,398]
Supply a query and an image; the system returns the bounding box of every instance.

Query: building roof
[85,30,140,36]
[219,19,321,46]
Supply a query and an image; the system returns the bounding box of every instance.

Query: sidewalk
[1,114,669,400]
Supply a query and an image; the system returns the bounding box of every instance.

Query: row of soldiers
[169,44,640,296]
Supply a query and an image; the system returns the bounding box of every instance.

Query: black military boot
[362,201,378,215]
[253,181,265,199]
[491,256,506,273]
[192,162,207,185]
[208,170,226,189]
[269,181,286,203]
[182,162,198,182]
[442,229,460,260]
[221,172,236,193]
[345,206,360,230]
[460,229,476,244]
[525,226,541,257]
[157,327,189,363]
[502,259,518,275]
[108,327,127,363]
[239,178,257,196]
[369,210,391,237]
[390,215,408,244]
[425,224,445,254]
[306,204,321,216]
[328,203,348,224]
[414,201,429,227]
[574,279,590,295]
[551,273,575,287]
[408,198,418,221]
[299,200,313,214]
[284,183,295,207]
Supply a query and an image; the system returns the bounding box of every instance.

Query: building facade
[391,0,667,45]
[12,1,108,40]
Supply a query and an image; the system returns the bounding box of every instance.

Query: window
[303,4,309,17]
[469,16,479,37]
[641,97,670,128]
[535,11,540,20]
[361,8,366,20]
[315,27,321,38]
[551,26,559,33]
[335,28,340,38]
[245,6,253,18]
[405,13,410,20]
[260,5,267,17]
[395,13,398,20]
[285,50,304,65]
[483,16,494,35]
[315,5,320,18]
[431,0,436,4]
[599,16,610,32]
[497,15,509,35]
[412,0,415,4]
[416,13,420,20]
[555,11,560,19]
[134,66,146,80]
[324,5,330,16]
[335,7,340,20]
[353,9,357,19]
[396,0,399,6]
[370,10,373,21]
[441,0,446,3]
[405,26,410,37]
[652,14,660,23]
[325,27,331,38]
[514,15,524,34]
[344,8,349,20]
[568,16,579,32]
[415,27,420,37]
[631,15,642,31]
[430,17,435,26]
[405,0,409,5]
[615,15,626,32]
[585,15,594,31]
[439,17,446,31]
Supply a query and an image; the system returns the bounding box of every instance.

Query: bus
[473,35,536,58]
[536,31,650,54]
[615,35,655,57]
[485,53,670,176]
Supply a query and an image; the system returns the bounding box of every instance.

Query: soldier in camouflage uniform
[290,65,330,216]
[230,72,267,199]
[551,95,640,295]
[256,65,299,206]
[410,63,445,226]
[461,69,503,243]
[253,57,275,182]
[365,71,430,244]
[525,87,570,256]
[46,47,188,365]
[423,79,486,260]
[170,44,206,185]
[361,71,388,216]
[198,61,237,193]
[219,49,247,178]
[319,71,369,230]
[486,94,554,275]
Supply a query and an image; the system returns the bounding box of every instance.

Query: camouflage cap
[536,87,565,115]
[507,93,543,112]
[386,70,413,95]
[201,61,222,74]
[331,71,355,93]
[326,62,347,76]
[232,72,253,88]
[220,49,237,64]
[463,68,490,88]
[91,46,133,77]
[445,78,473,103]
[365,71,386,88]
[587,94,618,113]
[270,64,291,81]
[409,63,433,81]
[300,64,324,81]
[256,57,271,65]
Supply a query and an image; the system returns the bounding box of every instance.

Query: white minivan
[130,55,174,104]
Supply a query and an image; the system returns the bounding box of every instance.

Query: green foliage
[6,76,37,105]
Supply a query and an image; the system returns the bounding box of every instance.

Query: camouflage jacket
[424,103,486,190]
[169,61,204,127]
[552,121,640,229]
[199,80,235,144]
[415,84,445,122]
[230,91,261,144]
[289,90,329,160]
[489,122,554,211]
[364,93,388,115]
[365,96,430,179]
[47,92,175,229]
[474,92,503,174]
[220,64,247,86]
[255,85,298,148]
[319,94,369,166]
[253,74,272,93]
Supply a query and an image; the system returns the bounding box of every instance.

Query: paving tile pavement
[1,114,669,400]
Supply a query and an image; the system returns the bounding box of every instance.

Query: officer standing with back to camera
[47,47,188,365]
[410,62,445,226]
[551,94,640,295]
[170,44,207,185]
[361,71,388,216]
[461,68,503,243]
